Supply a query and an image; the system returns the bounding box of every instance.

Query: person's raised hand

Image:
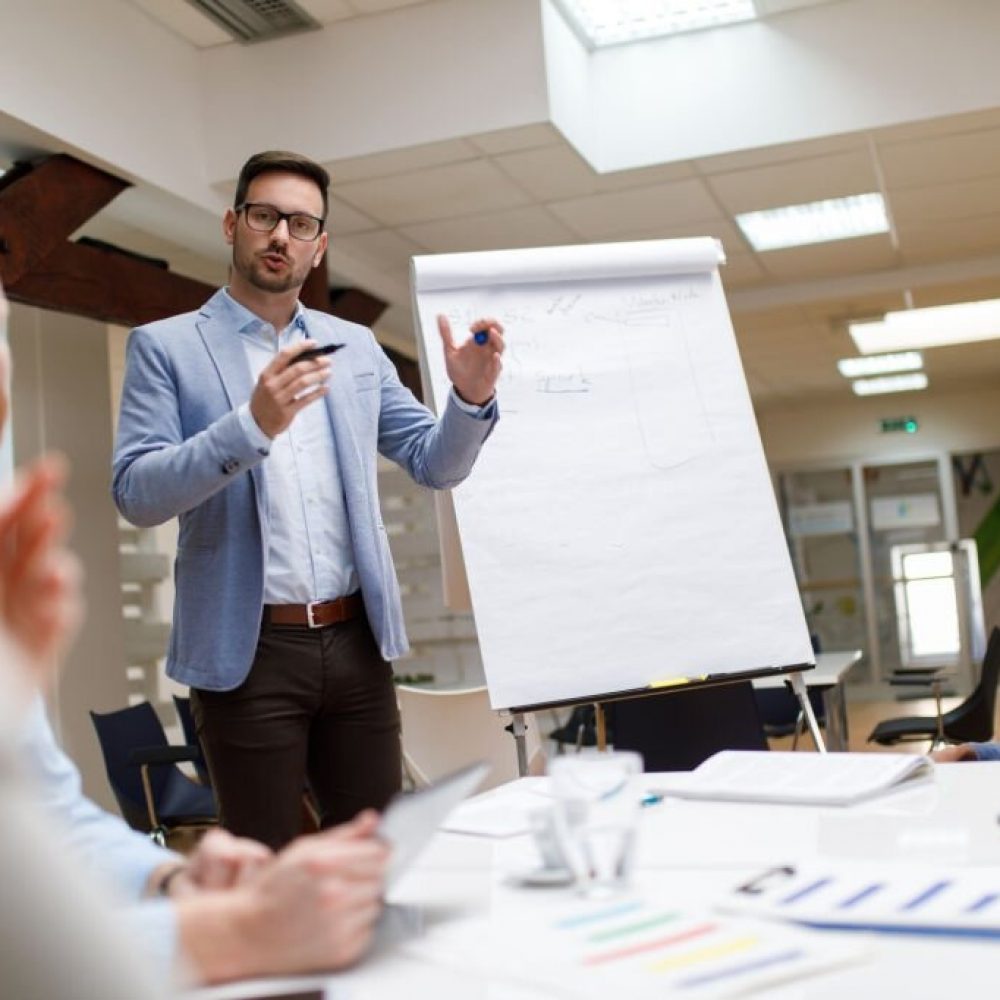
[437,315,504,407]
[0,454,83,681]
[249,341,332,438]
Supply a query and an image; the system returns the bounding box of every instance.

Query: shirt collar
[221,288,308,339]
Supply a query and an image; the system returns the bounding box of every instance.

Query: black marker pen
[292,343,344,364]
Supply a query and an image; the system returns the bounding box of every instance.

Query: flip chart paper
[412,238,812,709]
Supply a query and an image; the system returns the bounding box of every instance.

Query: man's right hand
[249,342,333,439]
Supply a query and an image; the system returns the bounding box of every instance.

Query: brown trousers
[190,615,401,850]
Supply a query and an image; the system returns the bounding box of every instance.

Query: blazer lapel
[196,292,266,500]
[197,292,256,411]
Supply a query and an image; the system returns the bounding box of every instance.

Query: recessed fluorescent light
[553,0,756,48]
[851,373,929,396]
[849,297,1000,353]
[736,193,889,252]
[837,351,923,379]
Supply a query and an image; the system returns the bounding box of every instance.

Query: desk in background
[754,650,862,751]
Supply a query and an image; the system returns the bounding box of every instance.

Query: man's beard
[234,240,307,294]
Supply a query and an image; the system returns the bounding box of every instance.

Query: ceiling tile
[346,0,430,13]
[336,160,531,226]
[400,206,578,253]
[890,176,1000,227]
[326,194,379,235]
[873,107,1000,144]
[326,138,479,184]
[757,234,898,281]
[707,150,879,214]
[468,123,561,156]
[878,128,1000,190]
[495,143,693,201]
[695,133,864,176]
[126,0,231,47]
[546,178,720,240]
[896,213,1000,265]
[332,228,423,276]
[909,277,1000,309]
[297,0,354,21]
[720,252,768,288]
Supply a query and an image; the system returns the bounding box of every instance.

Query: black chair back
[90,701,216,837]
[942,626,1000,742]
[89,702,170,832]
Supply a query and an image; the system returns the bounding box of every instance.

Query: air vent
[184,0,320,44]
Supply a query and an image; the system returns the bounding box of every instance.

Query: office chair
[396,684,544,790]
[868,626,1000,750]
[90,702,217,846]
[171,694,212,787]
[754,686,826,751]
[613,682,769,771]
[547,704,604,753]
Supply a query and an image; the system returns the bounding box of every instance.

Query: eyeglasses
[236,202,325,242]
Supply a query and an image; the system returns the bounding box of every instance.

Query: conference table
[196,760,1000,999]
[753,650,863,751]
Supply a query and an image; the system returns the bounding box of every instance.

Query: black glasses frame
[236,202,325,242]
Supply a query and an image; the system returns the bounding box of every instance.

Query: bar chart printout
[403,894,866,998]
[723,864,1000,937]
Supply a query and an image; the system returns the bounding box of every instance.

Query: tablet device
[378,761,489,887]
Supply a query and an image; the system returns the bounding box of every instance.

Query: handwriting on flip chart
[442,282,703,334]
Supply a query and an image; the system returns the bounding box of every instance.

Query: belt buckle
[306,600,323,629]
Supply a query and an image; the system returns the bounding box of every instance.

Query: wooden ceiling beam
[7,240,213,328]
[0,155,129,287]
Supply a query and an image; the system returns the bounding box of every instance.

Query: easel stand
[507,671,826,776]
[788,671,827,754]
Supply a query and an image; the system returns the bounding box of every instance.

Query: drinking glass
[549,750,643,897]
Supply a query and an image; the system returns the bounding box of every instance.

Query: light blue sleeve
[16,698,181,898]
[969,741,1000,761]
[112,326,267,527]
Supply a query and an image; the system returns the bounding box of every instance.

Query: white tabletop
[196,762,1000,999]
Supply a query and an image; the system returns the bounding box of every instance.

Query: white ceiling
[68,1,1000,411]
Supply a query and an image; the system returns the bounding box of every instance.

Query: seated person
[931,741,1000,762]
[0,281,387,987]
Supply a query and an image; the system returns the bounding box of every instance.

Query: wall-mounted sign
[870,493,940,531]
[788,501,854,537]
[880,416,918,434]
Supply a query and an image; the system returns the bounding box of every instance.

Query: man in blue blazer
[113,150,502,848]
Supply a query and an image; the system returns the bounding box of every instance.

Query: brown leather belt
[264,593,364,629]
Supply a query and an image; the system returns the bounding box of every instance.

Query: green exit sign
[880,416,919,434]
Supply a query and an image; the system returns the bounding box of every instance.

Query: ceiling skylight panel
[554,0,757,48]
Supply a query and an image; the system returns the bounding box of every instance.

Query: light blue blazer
[112,289,497,691]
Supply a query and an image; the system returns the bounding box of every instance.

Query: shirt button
[221,459,239,474]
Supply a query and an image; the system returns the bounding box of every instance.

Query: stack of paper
[649,751,934,806]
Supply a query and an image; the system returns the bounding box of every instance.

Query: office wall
[758,383,1000,468]
[8,304,128,811]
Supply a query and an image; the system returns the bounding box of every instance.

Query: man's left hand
[437,315,504,407]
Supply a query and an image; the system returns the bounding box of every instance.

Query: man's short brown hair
[234,151,330,219]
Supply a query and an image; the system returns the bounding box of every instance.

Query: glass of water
[549,750,643,897]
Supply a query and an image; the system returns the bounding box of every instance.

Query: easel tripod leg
[790,673,826,753]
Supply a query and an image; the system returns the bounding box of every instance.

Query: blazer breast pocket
[354,371,377,393]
